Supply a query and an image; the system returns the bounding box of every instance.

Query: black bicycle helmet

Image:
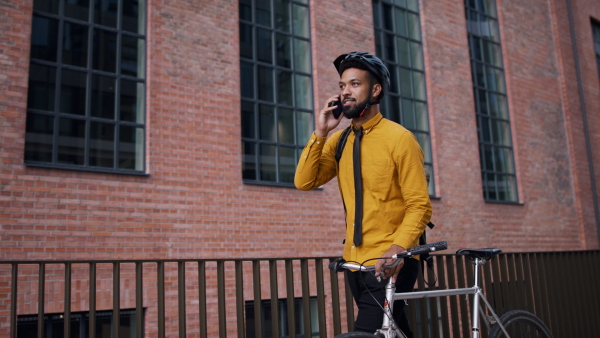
[333,51,391,100]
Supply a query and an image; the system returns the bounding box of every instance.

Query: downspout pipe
[566,0,600,244]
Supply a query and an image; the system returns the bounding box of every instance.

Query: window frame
[240,0,315,187]
[24,0,148,176]
[372,0,436,197]
[465,0,519,203]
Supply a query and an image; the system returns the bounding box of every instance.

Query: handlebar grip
[406,241,448,256]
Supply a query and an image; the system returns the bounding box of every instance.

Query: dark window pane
[121,35,144,78]
[274,0,290,32]
[256,0,271,27]
[93,29,117,72]
[257,28,273,63]
[94,0,118,27]
[278,108,294,144]
[241,62,255,98]
[91,75,115,119]
[276,33,291,68]
[292,4,308,38]
[259,104,275,141]
[119,125,143,170]
[257,66,274,102]
[242,100,256,139]
[28,64,56,111]
[279,146,295,183]
[34,0,59,14]
[293,38,310,73]
[277,70,292,105]
[123,0,144,34]
[242,141,257,180]
[90,121,115,167]
[260,144,276,181]
[294,74,312,109]
[31,16,58,62]
[58,117,86,165]
[240,23,253,59]
[60,69,87,115]
[120,79,144,123]
[296,111,311,145]
[24,113,54,162]
[62,22,89,67]
[65,0,89,21]
[239,0,252,21]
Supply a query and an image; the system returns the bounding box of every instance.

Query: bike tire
[488,309,553,338]
[334,332,378,337]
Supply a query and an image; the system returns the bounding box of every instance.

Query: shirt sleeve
[392,131,432,250]
[294,132,338,191]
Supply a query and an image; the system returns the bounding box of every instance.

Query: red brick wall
[1,0,600,336]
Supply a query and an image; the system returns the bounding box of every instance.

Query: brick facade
[1,0,599,336]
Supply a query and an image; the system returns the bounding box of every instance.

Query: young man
[294,52,432,336]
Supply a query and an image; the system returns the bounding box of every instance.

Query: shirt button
[316,141,320,144]
[351,246,355,249]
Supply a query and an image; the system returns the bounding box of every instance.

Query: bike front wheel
[488,310,553,338]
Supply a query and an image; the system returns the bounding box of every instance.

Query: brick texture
[1,0,599,336]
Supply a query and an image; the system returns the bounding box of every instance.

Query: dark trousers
[346,258,419,337]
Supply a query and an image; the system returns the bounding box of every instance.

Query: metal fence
[1,250,599,337]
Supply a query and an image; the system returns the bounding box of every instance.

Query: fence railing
[1,250,599,337]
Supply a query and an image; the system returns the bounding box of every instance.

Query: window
[17,309,141,338]
[246,297,319,337]
[240,0,314,186]
[25,0,147,174]
[465,0,518,202]
[372,0,436,197]
[593,21,600,84]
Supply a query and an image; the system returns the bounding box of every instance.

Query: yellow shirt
[295,113,432,265]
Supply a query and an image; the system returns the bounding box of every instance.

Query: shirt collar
[351,112,383,134]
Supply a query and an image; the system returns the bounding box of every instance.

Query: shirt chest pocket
[363,158,395,196]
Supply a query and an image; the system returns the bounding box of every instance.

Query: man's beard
[342,97,369,119]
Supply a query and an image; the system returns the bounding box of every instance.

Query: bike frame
[377,257,510,338]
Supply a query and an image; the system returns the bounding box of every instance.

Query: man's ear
[372,83,382,100]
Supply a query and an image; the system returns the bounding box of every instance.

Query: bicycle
[329,241,553,338]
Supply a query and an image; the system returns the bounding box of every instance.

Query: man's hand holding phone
[315,95,344,137]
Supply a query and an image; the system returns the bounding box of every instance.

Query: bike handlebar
[328,241,448,273]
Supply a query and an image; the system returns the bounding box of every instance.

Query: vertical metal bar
[235,260,244,338]
[529,253,548,327]
[89,262,97,338]
[446,255,460,337]
[515,254,532,313]
[136,262,143,338]
[198,261,207,338]
[506,254,521,310]
[252,260,263,338]
[416,264,428,337]
[285,259,297,338]
[113,262,120,338]
[544,252,562,337]
[436,255,450,336]
[64,263,72,338]
[37,263,45,338]
[344,274,354,332]
[178,261,186,337]
[269,260,281,338]
[301,259,312,337]
[481,257,494,336]
[490,254,504,316]
[10,264,18,338]
[455,255,469,336]
[158,261,165,338]
[217,260,226,338]
[588,251,600,334]
[314,259,327,338]
[329,259,342,336]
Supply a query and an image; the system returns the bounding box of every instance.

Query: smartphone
[329,96,343,119]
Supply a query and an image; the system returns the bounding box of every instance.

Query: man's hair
[338,59,380,98]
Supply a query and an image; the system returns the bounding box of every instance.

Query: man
[294,52,432,336]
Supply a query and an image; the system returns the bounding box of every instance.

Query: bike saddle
[456,248,502,260]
